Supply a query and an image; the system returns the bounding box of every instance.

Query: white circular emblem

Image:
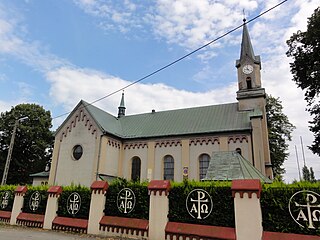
[67,192,81,216]
[29,191,41,212]
[1,191,11,210]
[117,188,136,214]
[289,190,320,229]
[186,189,213,219]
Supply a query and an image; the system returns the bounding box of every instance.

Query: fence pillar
[10,186,27,225]
[148,180,171,240]
[43,186,62,229]
[231,179,262,240]
[87,181,109,235]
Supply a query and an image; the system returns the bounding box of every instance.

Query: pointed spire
[239,18,257,62]
[118,91,126,118]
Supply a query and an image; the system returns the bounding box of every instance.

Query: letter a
[296,209,308,222]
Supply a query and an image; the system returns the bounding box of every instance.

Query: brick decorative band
[165,222,236,240]
[0,210,11,223]
[99,216,148,237]
[52,216,88,234]
[16,212,44,228]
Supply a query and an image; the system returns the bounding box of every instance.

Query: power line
[53,0,289,120]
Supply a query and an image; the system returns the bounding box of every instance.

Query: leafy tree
[266,95,295,178]
[0,103,54,185]
[302,165,311,181]
[286,7,320,155]
[302,166,316,182]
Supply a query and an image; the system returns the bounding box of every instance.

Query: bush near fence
[22,185,49,215]
[168,180,235,227]
[0,185,16,212]
[261,181,320,236]
[104,178,149,220]
[57,185,91,219]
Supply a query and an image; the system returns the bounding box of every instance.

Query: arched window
[199,154,210,180]
[163,155,174,180]
[246,77,252,89]
[131,157,141,181]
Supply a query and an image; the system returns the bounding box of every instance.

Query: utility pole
[1,116,28,185]
[295,145,302,181]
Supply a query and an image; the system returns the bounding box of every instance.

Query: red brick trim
[165,222,236,240]
[148,180,171,196]
[263,231,320,240]
[16,212,44,228]
[0,210,11,223]
[231,179,261,198]
[47,186,63,197]
[52,216,88,233]
[90,181,109,194]
[99,216,148,237]
[14,186,28,196]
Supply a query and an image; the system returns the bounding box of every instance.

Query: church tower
[236,19,273,179]
[236,19,266,111]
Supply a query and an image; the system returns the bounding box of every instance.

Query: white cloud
[47,66,237,120]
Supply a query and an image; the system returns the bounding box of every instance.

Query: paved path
[0,224,121,240]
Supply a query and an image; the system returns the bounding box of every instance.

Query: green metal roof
[83,101,252,139]
[203,151,272,183]
[30,171,49,178]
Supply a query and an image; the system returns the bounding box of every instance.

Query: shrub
[22,185,49,215]
[168,180,234,227]
[104,179,149,220]
[261,181,320,235]
[57,185,91,219]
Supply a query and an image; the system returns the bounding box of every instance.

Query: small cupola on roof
[118,92,126,118]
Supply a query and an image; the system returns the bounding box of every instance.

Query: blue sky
[0,0,319,182]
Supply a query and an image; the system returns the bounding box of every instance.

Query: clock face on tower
[242,64,253,74]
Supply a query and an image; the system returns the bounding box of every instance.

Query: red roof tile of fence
[90,181,109,193]
[148,180,171,195]
[14,186,27,194]
[165,222,236,240]
[47,186,62,196]
[0,210,11,220]
[52,216,88,229]
[231,179,262,198]
[100,216,148,230]
[263,231,320,240]
[17,212,44,223]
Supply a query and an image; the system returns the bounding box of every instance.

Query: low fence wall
[0,179,319,240]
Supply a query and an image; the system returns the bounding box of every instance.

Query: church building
[48,22,273,187]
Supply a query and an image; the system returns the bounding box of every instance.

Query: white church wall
[123,144,148,181]
[154,140,182,181]
[189,138,220,180]
[228,135,251,163]
[55,120,97,186]
[99,137,121,177]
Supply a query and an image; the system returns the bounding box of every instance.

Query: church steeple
[236,19,265,110]
[118,92,126,118]
[236,19,260,67]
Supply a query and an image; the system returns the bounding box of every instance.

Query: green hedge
[22,185,49,215]
[104,179,149,220]
[261,181,320,236]
[168,181,234,227]
[57,185,91,219]
[0,185,16,212]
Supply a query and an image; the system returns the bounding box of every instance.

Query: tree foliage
[302,165,316,182]
[286,7,320,155]
[0,103,54,184]
[266,95,295,178]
